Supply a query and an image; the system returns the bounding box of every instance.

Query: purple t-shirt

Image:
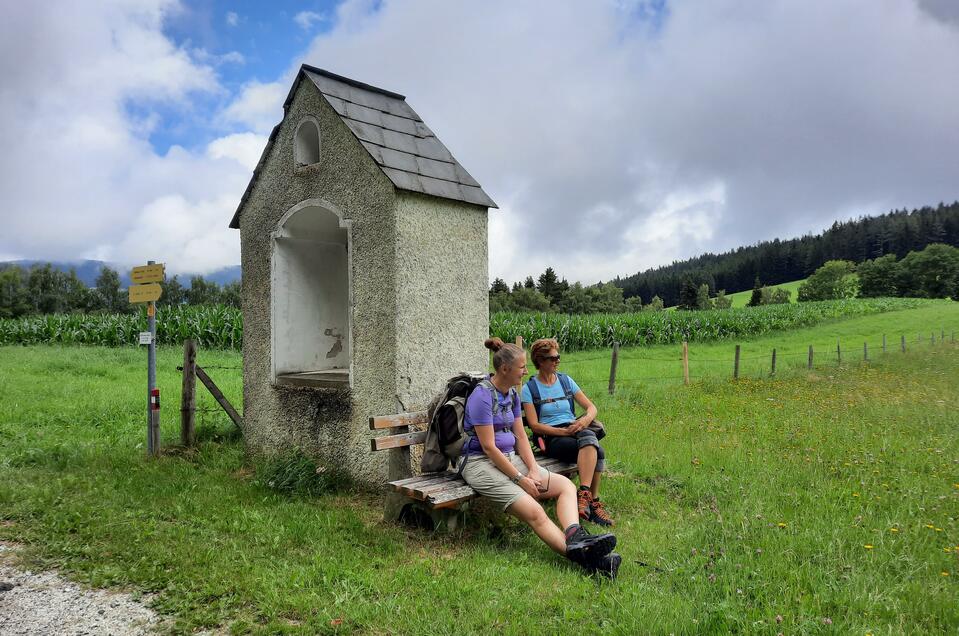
[463,379,521,456]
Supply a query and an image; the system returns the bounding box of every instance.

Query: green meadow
[725,279,805,308]
[1,301,957,634]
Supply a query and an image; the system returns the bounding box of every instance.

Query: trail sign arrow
[131,263,165,284]
[129,283,163,303]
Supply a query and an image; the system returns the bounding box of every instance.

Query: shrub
[798,260,859,301]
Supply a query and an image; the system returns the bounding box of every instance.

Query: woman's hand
[519,474,542,497]
[567,418,588,434]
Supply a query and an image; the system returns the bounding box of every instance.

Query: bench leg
[384,491,412,523]
[385,494,467,532]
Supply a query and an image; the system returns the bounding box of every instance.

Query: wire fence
[534,329,958,396]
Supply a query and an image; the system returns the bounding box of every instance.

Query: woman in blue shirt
[522,338,614,526]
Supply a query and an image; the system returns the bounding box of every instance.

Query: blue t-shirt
[463,379,521,456]
[521,375,581,426]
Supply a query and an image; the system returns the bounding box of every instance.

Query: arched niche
[271,200,351,387]
[294,117,321,167]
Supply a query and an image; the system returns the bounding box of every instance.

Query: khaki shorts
[459,453,550,511]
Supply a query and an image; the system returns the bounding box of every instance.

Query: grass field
[725,279,805,308]
[1,302,957,634]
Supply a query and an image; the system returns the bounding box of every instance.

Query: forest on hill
[613,202,959,307]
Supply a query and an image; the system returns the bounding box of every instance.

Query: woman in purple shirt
[458,338,621,578]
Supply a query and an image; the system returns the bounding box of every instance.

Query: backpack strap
[557,372,576,415]
[475,379,515,433]
[526,374,576,419]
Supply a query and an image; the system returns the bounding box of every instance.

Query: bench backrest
[369,411,429,451]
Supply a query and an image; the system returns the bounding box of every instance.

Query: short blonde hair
[530,338,560,370]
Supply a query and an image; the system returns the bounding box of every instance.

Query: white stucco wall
[393,191,489,412]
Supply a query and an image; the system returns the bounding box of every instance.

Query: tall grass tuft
[254,452,352,496]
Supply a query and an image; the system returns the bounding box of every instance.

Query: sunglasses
[543,355,561,362]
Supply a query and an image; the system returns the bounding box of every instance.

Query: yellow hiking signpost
[131,263,165,284]
[128,282,163,303]
[130,261,165,458]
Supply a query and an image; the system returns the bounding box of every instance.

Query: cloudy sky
[2,0,958,284]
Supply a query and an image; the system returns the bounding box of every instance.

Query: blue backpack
[525,373,576,421]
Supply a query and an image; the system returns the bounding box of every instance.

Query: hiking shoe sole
[566,533,617,568]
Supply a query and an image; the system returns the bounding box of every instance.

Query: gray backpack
[421,374,515,473]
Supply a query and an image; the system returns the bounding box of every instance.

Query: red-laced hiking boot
[588,499,615,527]
[577,487,592,521]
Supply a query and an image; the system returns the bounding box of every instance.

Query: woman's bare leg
[537,472,578,530]
[590,470,602,498]
[506,495,567,554]
[577,445,598,488]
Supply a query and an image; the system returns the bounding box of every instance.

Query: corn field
[0,298,931,351]
[0,304,242,349]
[490,298,930,350]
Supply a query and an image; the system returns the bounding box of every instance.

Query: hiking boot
[588,552,622,580]
[565,524,616,568]
[588,499,615,527]
[577,487,593,521]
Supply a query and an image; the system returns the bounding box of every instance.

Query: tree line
[0,263,240,319]
[490,267,664,314]
[614,201,959,307]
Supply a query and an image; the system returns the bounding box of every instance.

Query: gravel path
[0,542,165,635]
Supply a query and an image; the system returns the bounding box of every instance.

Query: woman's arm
[474,425,541,495]
[523,402,571,437]
[567,390,598,433]
[513,417,541,476]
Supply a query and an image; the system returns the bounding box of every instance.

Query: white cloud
[226,11,239,27]
[3,0,959,287]
[290,0,959,284]
[294,10,326,31]
[207,133,268,171]
[0,2,248,275]
[222,80,287,133]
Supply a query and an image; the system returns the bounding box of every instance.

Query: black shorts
[542,427,606,472]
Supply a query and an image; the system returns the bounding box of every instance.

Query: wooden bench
[370,410,578,529]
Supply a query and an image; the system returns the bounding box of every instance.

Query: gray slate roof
[230,65,496,229]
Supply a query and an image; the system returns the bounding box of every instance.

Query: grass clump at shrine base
[0,302,957,634]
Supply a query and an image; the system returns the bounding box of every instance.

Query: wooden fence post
[608,342,619,395]
[734,345,741,379]
[808,345,814,370]
[180,339,197,447]
[836,339,841,365]
[682,341,689,386]
[771,348,776,376]
[901,334,906,353]
[515,336,524,349]
[863,341,868,361]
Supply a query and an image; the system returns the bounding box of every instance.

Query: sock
[579,484,591,491]
[564,524,581,540]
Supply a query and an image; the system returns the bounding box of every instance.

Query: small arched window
[294,119,321,167]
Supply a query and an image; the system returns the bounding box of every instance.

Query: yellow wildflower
[889,528,899,533]
[863,544,874,549]
[778,522,787,528]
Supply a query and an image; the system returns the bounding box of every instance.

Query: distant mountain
[0,260,241,288]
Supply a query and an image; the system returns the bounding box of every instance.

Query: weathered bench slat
[369,412,429,430]
[394,474,464,500]
[370,430,428,451]
[428,485,480,509]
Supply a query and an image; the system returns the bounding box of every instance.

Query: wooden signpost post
[130,262,164,457]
